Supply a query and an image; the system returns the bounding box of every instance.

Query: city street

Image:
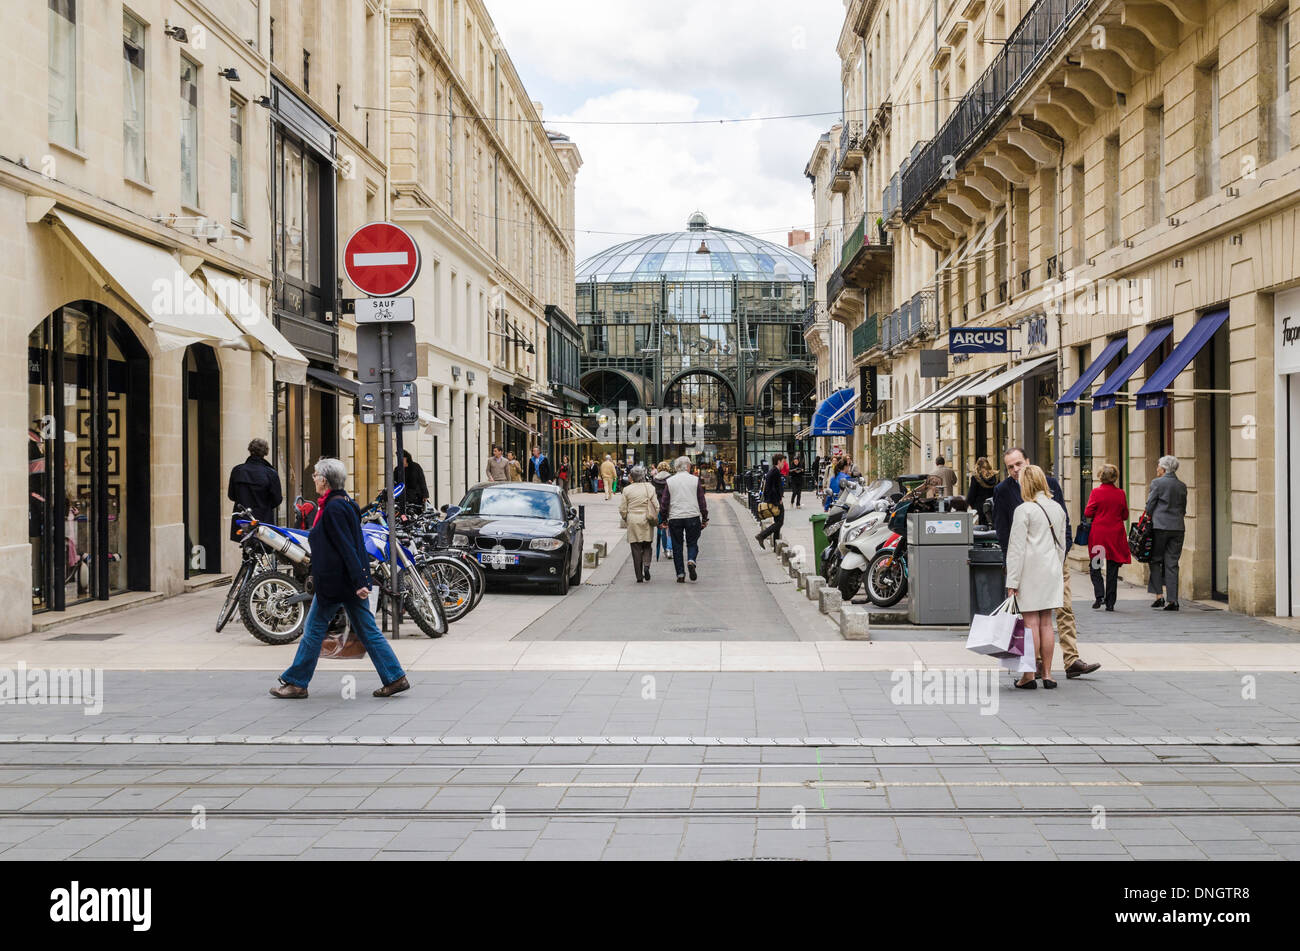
[2,495,1298,861]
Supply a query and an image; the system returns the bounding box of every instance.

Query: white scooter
[834,479,902,600]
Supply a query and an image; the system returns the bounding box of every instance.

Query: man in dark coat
[993,447,1099,679]
[394,450,429,511]
[754,453,787,549]
[227,438,282,533]
[527,446,553,483]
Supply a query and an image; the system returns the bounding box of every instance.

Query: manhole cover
[665,626,732,634]
[48,632,124,641]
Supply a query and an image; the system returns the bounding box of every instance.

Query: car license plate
[478,552,519,568]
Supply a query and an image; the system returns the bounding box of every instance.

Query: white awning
[417,409,448,434]
[48,209,242,352]
[961,354,1057,400]
[200,267,309,384]
[920,367,1003,411]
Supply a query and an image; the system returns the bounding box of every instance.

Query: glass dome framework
[577,213,817,471]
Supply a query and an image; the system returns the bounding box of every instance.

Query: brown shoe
[269,683,308,699]
[1066,660,1101,679]
[373,675,410,698]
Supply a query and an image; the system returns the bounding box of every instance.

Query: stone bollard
[583,550,599,569]
[594,541,608,558]
[818,587,843,615]
[788,562,801,581]
[805,576,825,601]
[838,604,871,640]
[795,570,807,590]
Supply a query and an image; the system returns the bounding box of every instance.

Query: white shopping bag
[965,597,1021,656]
[999,626,1037,674]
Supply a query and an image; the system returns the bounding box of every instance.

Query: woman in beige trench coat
[1005,464,1067,689]
[619,466,659,583]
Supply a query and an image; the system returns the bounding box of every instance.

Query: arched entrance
[754,369,817,470]
[27,302,151,612]
[183,344,221,577]
[663,370,736,466]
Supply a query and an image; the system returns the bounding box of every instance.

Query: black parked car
[442,482,584,595]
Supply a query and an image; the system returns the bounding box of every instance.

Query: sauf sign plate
[949,327,1009,354]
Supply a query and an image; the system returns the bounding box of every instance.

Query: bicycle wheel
[215,560,250,633]
[422,556,477,622]
[399,568,447,638]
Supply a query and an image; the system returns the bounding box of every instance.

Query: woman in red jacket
[1083,463,1132,611]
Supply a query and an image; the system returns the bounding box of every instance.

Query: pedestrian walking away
[994,447,1100,679]
[601,454,618,500]
[928,456,957,498]
[227,438,282,535]
[619,465,659,582]
[1145,454,1188,611]
[652,462,673,561]
[394,449,428,512]
[485,446,511,482]
[270,457,409,700]
[789,455,805,508]
[1004,464,1068,689]
[1083,463,1131,611]
[754,452,787,549]
[660,456,708,582]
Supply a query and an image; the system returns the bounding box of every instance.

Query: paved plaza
[2,494,1298,860]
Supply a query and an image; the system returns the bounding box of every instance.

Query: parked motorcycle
[832,479,900,600]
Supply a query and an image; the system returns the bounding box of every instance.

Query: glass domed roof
[577,212,815,284]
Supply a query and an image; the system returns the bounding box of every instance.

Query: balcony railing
[852,315,879,357]
[801,303,821,335]
[841,216,866,271]
[826,267,846,308]
[899,0,1093,220]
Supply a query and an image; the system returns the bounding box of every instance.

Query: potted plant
[876,216,887,244]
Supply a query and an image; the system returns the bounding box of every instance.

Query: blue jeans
[668,517,701,577]
[279,594,406,688]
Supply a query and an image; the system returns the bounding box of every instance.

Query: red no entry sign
[343,221,422,297]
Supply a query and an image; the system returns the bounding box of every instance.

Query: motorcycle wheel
[837,566,863,602]
[865,549,908,608]
[215,560,251,633]
[400,568,447,638]
[422,556,477,622]
[239,570,307,644]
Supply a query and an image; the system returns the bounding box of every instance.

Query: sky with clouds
[485,0,846,265]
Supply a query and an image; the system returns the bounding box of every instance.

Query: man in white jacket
[659,456,709,583]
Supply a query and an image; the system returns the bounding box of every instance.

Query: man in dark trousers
[394,449,429,512]
[993,446,1100,679]
[754,453,786,549]
[227,438,282,535]
[527,445,553,483]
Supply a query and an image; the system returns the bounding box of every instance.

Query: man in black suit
[227,438,282,536]
[992,447,1100,679]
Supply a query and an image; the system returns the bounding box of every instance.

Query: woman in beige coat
[1005,464,1068,689]
[619,466,659,583]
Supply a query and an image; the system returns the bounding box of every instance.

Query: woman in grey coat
[1145,455,1188,611]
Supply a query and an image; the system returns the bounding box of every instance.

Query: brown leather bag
[321,622,367,659]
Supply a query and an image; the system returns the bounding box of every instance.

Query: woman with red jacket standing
[1083,463,1132,611]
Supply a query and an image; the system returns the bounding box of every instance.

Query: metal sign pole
[381,323,400,639]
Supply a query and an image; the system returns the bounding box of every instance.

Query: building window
[417,66,429,185]
[1196,58,1221,198]
[180,58,200,208]
[48,0,78,148]
[1070,163,1085,268]
[230,97,245,225]
[1144,103,1165,227]
[1104,134,1120,247]
[123,11,146,180]
[303,49,310,94]
[1265,11,1292,161]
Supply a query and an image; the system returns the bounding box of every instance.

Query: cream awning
[960,354,1057,401]
[200,267,308,384]
[48,209,242,352]
[919,367,1003,411]
[417,409,449,434]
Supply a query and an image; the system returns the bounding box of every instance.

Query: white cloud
[484,0,845,263]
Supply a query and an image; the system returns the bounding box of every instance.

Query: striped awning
[490,402,538,436]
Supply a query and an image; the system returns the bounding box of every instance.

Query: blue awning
[1134,308,1230,410]
[811,387,855,436]
[1091,325,1174,411]
[1056,337,1127,416]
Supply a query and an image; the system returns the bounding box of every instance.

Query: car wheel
[554,560,571,596]
[568,550,582,586]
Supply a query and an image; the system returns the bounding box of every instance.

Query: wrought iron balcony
[826,267,846,309]
[1020,268,1031,291]
[1046,254,1059,279]
[839,120,865,172]
[997,280,1008,304]
[899,0,1093,220]
[852,315,880,357]
[840,214,892,287]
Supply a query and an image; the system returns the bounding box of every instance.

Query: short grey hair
[673,455,691,472]
[1158,454,1179,474]
[313,457,347,490]
[630,465,647,483]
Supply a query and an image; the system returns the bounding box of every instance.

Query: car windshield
[458,486,563,520]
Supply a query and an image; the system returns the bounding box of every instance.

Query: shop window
[49,0,78,148]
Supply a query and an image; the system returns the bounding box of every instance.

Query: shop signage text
[948,328,1008,354]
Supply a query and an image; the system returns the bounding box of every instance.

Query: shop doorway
[27,302,150,612]
[183,344,221,577]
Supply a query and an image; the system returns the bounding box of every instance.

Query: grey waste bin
[968,544,1006,618]
[907,511,975,625]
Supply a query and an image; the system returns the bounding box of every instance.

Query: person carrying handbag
[754,453,787,549]
[1083,463,1131,611]
[1004,464,1068,689]
[619,466,659,583]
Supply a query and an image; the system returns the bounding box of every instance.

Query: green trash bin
[809,512,828,578]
